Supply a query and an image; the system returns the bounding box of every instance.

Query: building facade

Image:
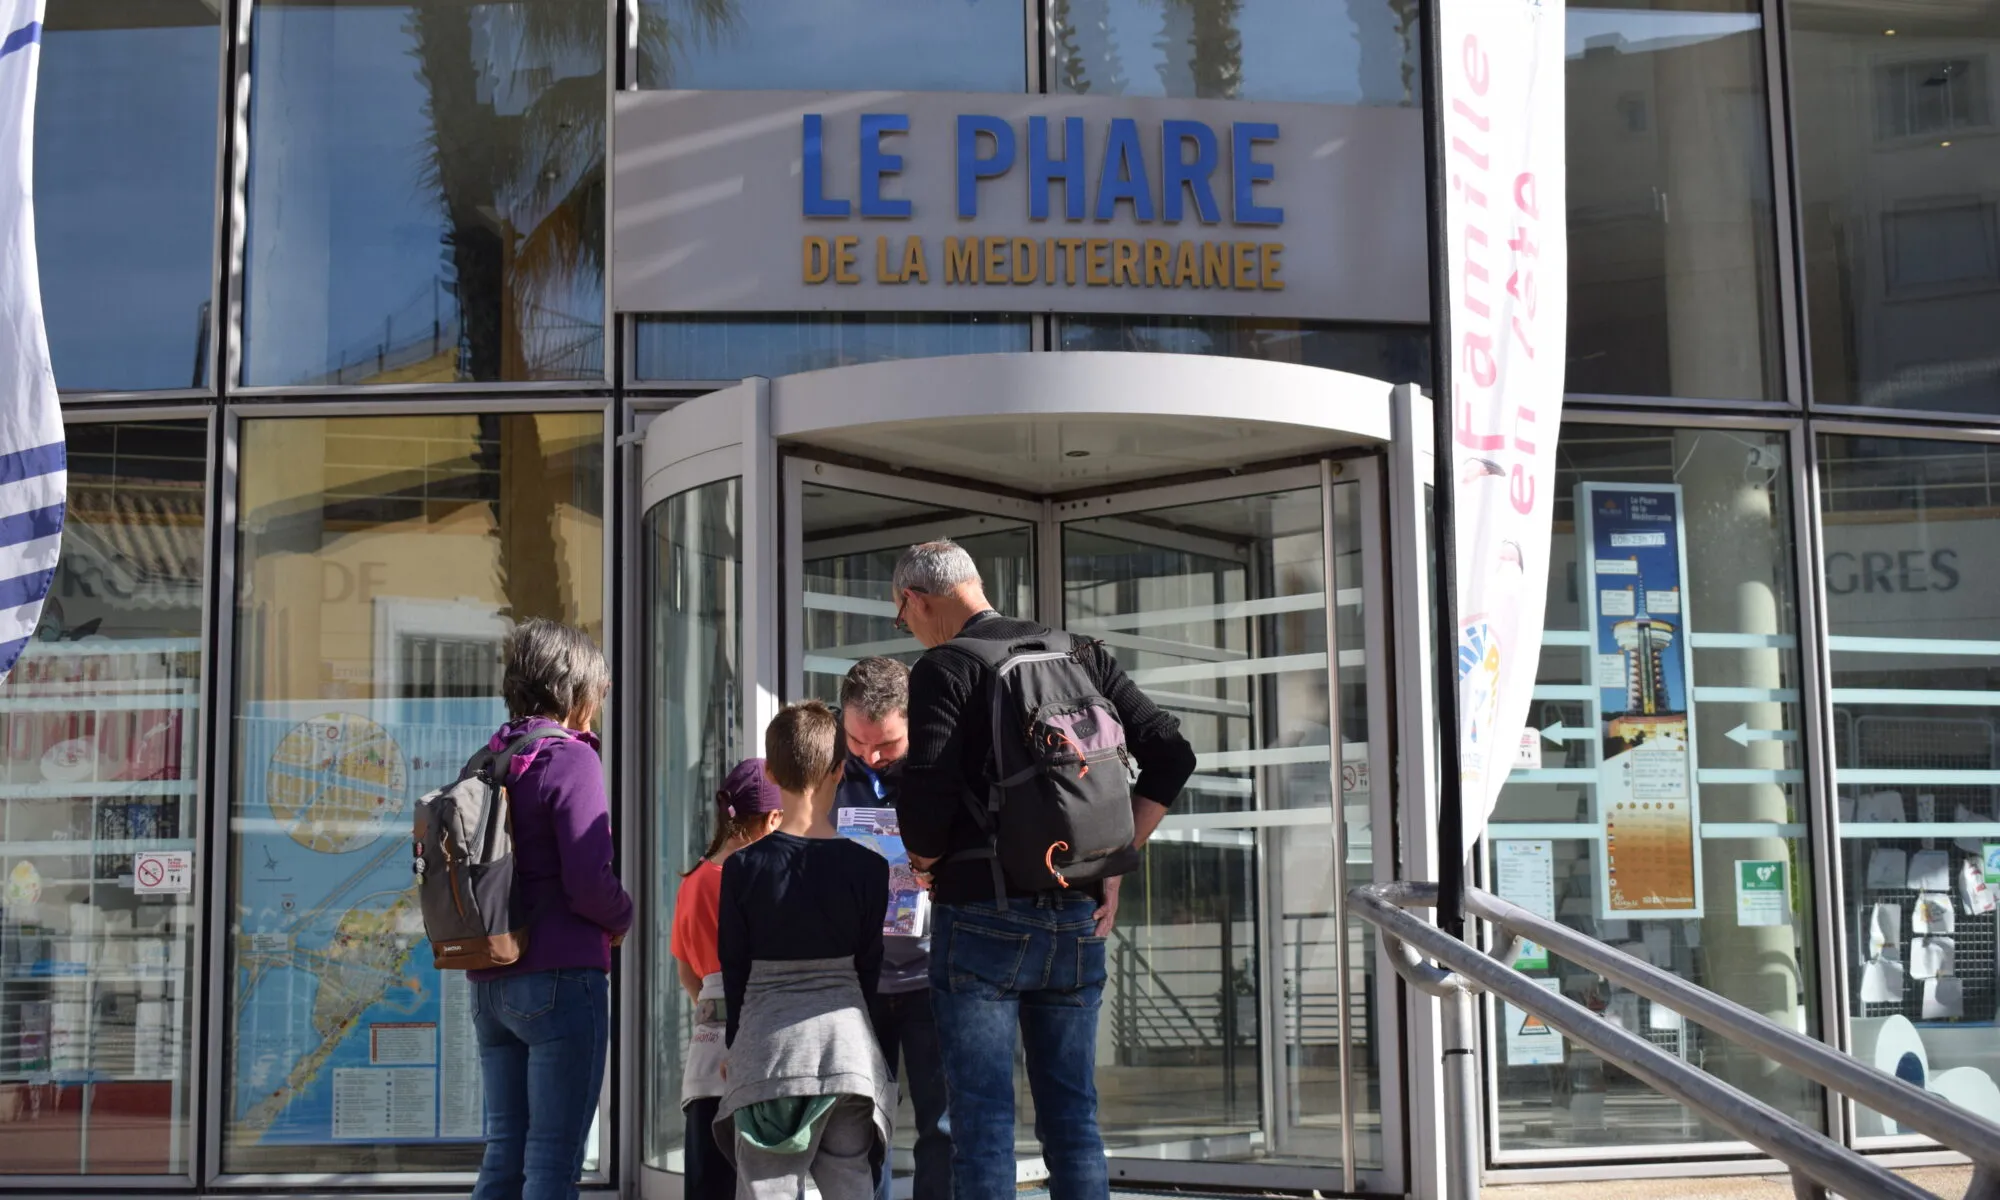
[1,0,1997,1196]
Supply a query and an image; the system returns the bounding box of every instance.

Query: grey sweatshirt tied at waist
[714,956,895,1157]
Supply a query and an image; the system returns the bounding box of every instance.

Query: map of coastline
[231,699,501,1146]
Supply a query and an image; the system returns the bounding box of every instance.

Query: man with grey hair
[890,541,1196,1199]
[836,656,952,1200]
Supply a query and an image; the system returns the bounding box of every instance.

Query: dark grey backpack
[412,726,571,971]
[944,631,1139,900]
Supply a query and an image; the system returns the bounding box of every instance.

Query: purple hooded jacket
[465,717,633,980]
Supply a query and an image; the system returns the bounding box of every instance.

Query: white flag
[1439,0,1567,861]
[0,0,64,682]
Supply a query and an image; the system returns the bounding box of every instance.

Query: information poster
[1494,840,1555,971]
[230,698,499,1147]
[1503,977,1567,1067]
[1582,483,1703,919]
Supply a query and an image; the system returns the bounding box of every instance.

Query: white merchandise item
[1962,859,1997,916]
[1859,791,1907,823]
[1913,892,1956,935]
[1908,849,1951,892]
[1956,805,1984,854]
[1869,902,1901,961]
[1860,957,1907,1004]
[1852,1016,1928,1135]
[1917,794,1938,824]
[1867,847,1908,889]
[1930,1067,2000,1123]
[1924,977,1966,1020]
[1910,936,1955,981]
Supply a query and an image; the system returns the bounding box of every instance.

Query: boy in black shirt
[715,700,893,1200]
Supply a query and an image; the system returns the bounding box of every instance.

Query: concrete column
[1677,429,1814,1121]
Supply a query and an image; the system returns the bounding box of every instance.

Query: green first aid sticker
[1983,844,2000,886]
[1735,859,1787,927]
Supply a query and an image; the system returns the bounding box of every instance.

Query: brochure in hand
[838,806,930,937]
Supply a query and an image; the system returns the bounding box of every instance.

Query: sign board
[133,850,193,895]
[1583,483,1703,919]
[1503,977,1566,1066]
[1495,839,1555,970]
[611,90,1426,321]
[1735,859,1789,927]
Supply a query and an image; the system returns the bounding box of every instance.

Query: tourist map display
[837,806,929,937]
[231,698,502,1146]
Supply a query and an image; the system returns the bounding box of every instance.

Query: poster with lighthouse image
[1581,483,1704,919]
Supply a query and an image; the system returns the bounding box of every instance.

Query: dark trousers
[870,987,953,1200]
[683,1096,733,1200]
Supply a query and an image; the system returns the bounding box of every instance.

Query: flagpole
[1420,0,1467,944]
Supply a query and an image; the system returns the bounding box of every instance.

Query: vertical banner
[1582,483,1702,918]
[0,0,66,682]
[1438,0,1569,860]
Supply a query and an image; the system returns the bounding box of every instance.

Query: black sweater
[717,832,888,1045]
[896,612,1199,904]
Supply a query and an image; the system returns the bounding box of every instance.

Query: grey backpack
[412,726,571,970]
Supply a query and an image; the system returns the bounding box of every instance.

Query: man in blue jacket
[838,655,952,1200]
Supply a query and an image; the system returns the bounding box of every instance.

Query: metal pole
[1422,3,1479,1195]
[1443,987,1481,1200]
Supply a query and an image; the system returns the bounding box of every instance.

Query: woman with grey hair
[469,618,632,1200]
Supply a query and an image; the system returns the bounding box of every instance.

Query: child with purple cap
[672,758,784,1200]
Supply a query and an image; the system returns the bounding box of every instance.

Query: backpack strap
[462,725,576,858]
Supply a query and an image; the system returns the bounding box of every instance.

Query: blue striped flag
[0,0,63,681]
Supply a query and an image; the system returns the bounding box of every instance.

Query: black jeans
[870,987,952,1200]
[683,1096,733,1200]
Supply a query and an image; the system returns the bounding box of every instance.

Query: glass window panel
[0,420,207,1175]
[1057,315,1430,386]
[36,1,219,392]
[223,413,605,1173]
[1490,425,1821,1153]
[1795,4,2000,414]
[1564,1,1783,401]
[638,0,1026,91]
[1819,434,2000,1139]
[1050,0,1421,106]
[641,477,740,1174]
[633,313,1030,381]
[242,0,605,387]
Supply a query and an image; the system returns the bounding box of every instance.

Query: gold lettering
[1085,238,1111,286]
[835,235,861,285]
[945,237,979,283]
[1046,238,1057,286]
[1174,240,1200,288]
[987,238,1011,284]
[1013,237,1038,285]
[1234,242,1257,290]
[803,236,831,284]
[1260,242,1284,291]
[902,236,930,284]
[1143,239,1171,287]
[1059,238,1085,285]
[876,236,898,283]
[1202,241,1230,288]
[1112,239,1141,286]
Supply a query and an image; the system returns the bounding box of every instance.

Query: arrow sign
[1726,724,1798,747]
[1541,722,1592,746]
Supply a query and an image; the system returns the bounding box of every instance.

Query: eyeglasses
[893,588,922,635]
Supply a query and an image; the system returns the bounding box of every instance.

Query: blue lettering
[859,113,912,218]
[1231,122,1283,225]
[957,115,1015,218]
[801,114,850,218]
[1095,117,1155,222]
[1028,116,1085,222]
[1161,120,1220,224]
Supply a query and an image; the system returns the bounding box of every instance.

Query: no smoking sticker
[133,850,193,895]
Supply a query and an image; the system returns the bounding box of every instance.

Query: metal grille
[1843,713,1999,1025]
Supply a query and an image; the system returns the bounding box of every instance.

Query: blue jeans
[471,968,609,1200]
[870,987,952,1200]
[929,894,1108,1200]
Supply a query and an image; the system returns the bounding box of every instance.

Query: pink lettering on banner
[1440,2,1568,862]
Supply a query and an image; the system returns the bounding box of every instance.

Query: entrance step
[1486,1164,1972,1199]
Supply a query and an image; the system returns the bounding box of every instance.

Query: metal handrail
[1352,880,2000,1200]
